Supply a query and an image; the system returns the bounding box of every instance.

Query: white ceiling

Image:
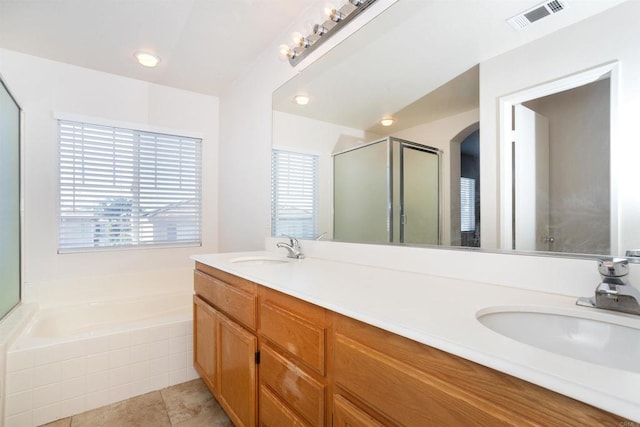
[0,0,318,96]
[0,0,628,106]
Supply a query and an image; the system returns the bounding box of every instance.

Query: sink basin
[477,307,640,373]
[230,256,290,265]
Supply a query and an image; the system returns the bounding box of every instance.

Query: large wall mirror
[272,0,639,258]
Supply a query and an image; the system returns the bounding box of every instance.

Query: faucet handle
[598,257,629,277]
[283,235,300,249]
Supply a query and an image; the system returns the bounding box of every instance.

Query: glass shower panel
[401,146,439,245]
[0,79,20,320]
[334,141,389,243]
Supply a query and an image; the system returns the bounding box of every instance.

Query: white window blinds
[58,120,202,252]
[271,149,319,239]
[460,177,476,232]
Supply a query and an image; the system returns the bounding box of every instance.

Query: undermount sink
[230,256,290,265]
[477,307,640,373]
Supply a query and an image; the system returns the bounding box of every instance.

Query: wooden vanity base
[193,262,627,426]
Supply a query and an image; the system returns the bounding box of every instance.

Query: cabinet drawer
[334,333,513,426]
[260,344,324,426]
[260,301,325,375]
[194,270,257,331]
[333,394,384,427]
[260,385,308,427]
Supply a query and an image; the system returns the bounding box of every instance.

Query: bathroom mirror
[272,0,638,257]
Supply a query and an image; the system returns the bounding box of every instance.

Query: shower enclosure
[333,137,440,245]
[0,76,21,320]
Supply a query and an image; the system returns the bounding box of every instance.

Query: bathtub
[3,291,198,427]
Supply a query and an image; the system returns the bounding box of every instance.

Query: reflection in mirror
[270,149,320,239]
[272,0,636,258]
[333,137,440,245]
[273,64,480,247]
[506,72,611,255]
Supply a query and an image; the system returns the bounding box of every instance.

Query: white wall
[0,48,219,304]
[218,58,287,252]
[480,0,640,255]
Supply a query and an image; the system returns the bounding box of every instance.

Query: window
[460,177,475,232]
[271,149,319,239]
[58,120,202,252]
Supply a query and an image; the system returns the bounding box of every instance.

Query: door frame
[449,122,480,247]
[497,61,619,252]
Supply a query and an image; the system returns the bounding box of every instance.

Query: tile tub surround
[4,319,199,427]
[0,305,38,425]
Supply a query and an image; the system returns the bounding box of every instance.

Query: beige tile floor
[41,379,233,427]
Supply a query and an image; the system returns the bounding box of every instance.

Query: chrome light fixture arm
[281,0,379,67]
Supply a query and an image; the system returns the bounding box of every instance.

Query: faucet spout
[277,236,305,259]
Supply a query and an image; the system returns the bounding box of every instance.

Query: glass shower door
[333,140,390,244]
[400,144,439,245]
[0,78,21,319]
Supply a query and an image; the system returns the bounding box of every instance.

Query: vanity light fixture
[380,117,395,127]
[313,24,328,36]
[279,0,378,67]
[293,94,310,105]
[293,32,312,48]
[134,51,160,68]
[279,44,295,60]
[325,7,345,22]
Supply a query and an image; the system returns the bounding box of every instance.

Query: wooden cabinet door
[333,395,384,427]
[193,295,217,394]
[218,311,258,427]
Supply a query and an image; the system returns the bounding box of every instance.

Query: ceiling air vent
[507,0,567,30]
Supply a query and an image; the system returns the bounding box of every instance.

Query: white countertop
[192,251,640,421]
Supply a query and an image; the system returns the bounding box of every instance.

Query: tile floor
[40,379,232,427]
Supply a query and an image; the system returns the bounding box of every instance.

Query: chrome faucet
[277,236,305,259]
[577,258,640,315]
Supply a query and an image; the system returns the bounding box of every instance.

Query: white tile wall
[0,305,38,427]
[4,319,198,427]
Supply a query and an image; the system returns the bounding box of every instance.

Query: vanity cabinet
[333,314,623,426]
[194,265,625,426]
[193,263,258,427]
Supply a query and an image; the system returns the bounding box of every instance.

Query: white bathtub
[4,291,198,427]
[23,292,192,342]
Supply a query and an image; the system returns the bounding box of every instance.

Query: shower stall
[333,136,440,245]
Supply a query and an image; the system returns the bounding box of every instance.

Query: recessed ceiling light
[293,95,310,105]
[135,51,160,68]
[380,117,395,127]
